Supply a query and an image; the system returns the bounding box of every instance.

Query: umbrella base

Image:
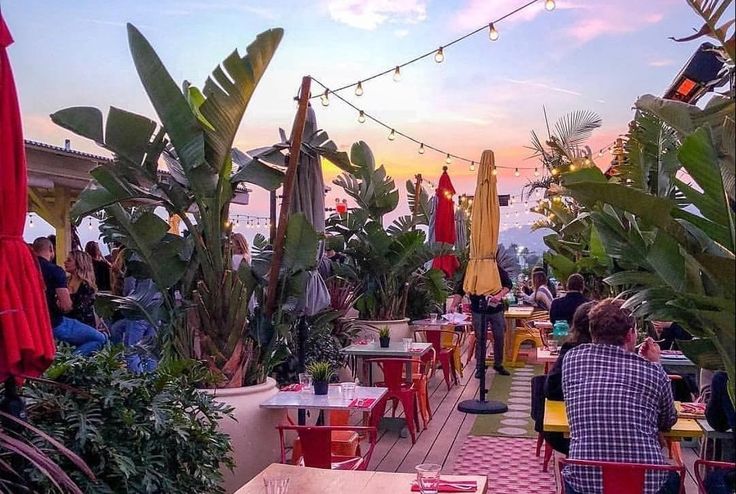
[457,399,507,415]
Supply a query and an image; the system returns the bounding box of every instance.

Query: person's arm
[489,267,512,303]
[55,288,73,313]
[549,299,560,322]
[657,370,678,431]
[537,287,553,311]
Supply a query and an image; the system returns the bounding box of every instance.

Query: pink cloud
[327,0,427,30]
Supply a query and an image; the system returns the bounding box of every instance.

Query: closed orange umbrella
[463,150,501,296]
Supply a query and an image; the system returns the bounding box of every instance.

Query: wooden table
[534,347,559,366]
[261,385,386,418]
[543,400,703,439]
[235,463,488,493]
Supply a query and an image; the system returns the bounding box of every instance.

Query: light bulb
[470,161,476,171]
[514,168,520,177]
[584,158,591,166]
[445,154,452,165]
[491,167,498,176]
[488,23,499,41]
[418,143,425,154]
[598,150,603,157]
[570,163,577,171]
[388,129,396,141]
[358,110,366,123]
[355,81,364,96]
[551,168,559,176]
[534,167,540,177]
[545,0,556,11]
[29,215,34,227]
[88,218,93,230]
[434,47,444,63]
[320,90,329,107]
[393,66,401,82]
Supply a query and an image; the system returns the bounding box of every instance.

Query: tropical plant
[17,347,233,494]
[327,142,444,320]
[560,86,735,402]
[50,24,295,387]
[306,362,334,383]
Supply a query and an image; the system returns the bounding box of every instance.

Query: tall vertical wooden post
[265,76,312,317]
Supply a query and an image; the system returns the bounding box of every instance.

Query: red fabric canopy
[0,14,55,381]
[431,168,459,278]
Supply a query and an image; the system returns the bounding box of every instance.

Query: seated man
[562,299,678,494]
[549,273,589,325]
[33,237,106,356]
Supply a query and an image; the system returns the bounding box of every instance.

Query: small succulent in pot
[378,326,391,348]
[307,362,334,395]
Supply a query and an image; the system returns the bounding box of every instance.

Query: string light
[418,143,425,154]
[551,168,559,176]
[320,89,329,107]
[534,167,540,177]
[358,110,366,123]
[488,23,499,41]
[545,0,556,11]
[388,129,396,141]
[434,47,445,63]
[445,154,452,165]
[88,217,93,230]
[29,213,34,228]
[309,0,548,99]
[470,161,476,171]
[355,81,364,96]
[570,163,576,171]
[492,167,498,176]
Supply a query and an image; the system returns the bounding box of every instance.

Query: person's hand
[639,337,661,363]
[487,294,502,305]
[449,294,461,312]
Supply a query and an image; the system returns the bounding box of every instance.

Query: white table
[341,342,432,385]
[260,385,387,425]
[236,463,488,493]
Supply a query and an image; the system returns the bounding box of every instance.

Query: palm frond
[554,110,602,150]
[683,0,735,64]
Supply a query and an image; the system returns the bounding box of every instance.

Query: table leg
[503,316,517,365]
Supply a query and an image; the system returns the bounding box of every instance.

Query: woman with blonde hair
[231,233,251,269]
[63,250,98,328]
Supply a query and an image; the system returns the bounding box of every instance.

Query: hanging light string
[310,0,552,100]
[311,76,539,171]
[227,214,271,229]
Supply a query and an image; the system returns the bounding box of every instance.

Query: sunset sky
[5,0,707,249]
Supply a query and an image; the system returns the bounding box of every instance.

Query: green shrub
[21,347,233,493]
[305,362,333,383]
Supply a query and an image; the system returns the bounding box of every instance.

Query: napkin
[348,398,375,408]
[677,402,706,419]
[281,384,303,392]
[442,313,470,324]
[410,480,477,492]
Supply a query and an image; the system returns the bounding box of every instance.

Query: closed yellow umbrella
[463,149,501,296]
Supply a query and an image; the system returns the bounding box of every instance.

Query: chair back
[365,358,413,390]
[559,458,685,493]
[277,425,378,470]
[530,375,547,432]
[414,329,459,354]
[694,459,736,494]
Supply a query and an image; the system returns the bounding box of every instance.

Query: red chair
[694,459,736,494]
[414,329,460,391]
[559,458,686,493]
[366,357,420,444]
[289,410,361,464]
[411,348,436,430]
[277,425,377,470]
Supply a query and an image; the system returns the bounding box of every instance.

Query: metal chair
[414,329,461,390]
[366,357,420,443]
[509,311,549,366]
[559,458,686,494]
[694,459,736,494]
[277,425,377,471]
[411,347,436,430]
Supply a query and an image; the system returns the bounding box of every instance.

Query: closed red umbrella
[431,166,460,277]
[0,14,55,382]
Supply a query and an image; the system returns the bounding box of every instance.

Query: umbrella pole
[297,316,308,425]
[265,75,312,317]
[457,311,508,415]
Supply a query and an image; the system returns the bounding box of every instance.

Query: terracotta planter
[205,378,285,493]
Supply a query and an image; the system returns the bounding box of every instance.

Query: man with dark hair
[549,273,589,325]
[562,299,678,494]
[33,237,106,356]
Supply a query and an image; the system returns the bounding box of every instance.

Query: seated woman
[703,371,735,493]
[543,300,596,454]
[522,270,554,311]
[64,250,99,329]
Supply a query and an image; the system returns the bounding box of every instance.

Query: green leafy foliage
[306,362,334,382]
[19,348,233,494]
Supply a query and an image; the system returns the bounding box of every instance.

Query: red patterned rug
[451,436,556,494]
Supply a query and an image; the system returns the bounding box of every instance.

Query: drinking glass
[402,337,413,352]
[429,313,439,324]
[415,463,442,494]
[340,382,356,400]
[548,338,559,354]
[298,372,312,392]
[263,477,289,494]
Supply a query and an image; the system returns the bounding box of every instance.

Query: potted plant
[50,24,324,491]
[307,362,334,395]
[328,142,447,340]
[378,326,391,348]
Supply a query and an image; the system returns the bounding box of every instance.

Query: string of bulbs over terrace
[311,0,557,173]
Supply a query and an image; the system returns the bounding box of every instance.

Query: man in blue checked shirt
[562,299,679,494]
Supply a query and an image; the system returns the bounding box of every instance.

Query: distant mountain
[499,226,548,255]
